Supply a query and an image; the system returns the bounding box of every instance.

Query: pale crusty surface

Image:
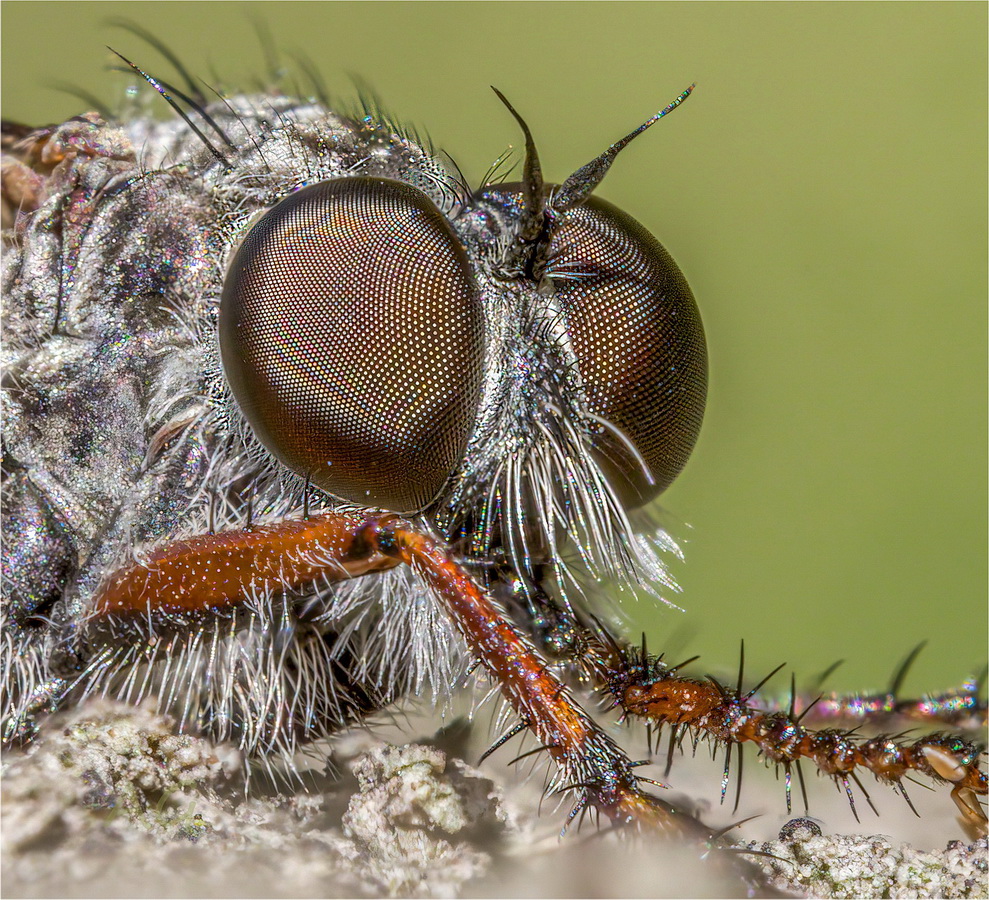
[2,699,985,899]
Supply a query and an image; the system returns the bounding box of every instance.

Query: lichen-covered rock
[337,744,508,897]
[1,699,234,853]
[2,699,983,898]
[0,700,516,898]
[744,824,989,898]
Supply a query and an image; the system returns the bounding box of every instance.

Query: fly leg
[577,618,988,833]
[361,518,714,836]
[84,510,710,836]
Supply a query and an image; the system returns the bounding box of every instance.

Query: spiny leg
[578,619,988,832]
[86,510,715,837]
[366,518,713,835]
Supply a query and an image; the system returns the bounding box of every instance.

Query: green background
[3,2,986,698]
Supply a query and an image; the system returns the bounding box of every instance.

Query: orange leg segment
[585,629,987,832]
[94,511,401,617]
[372,520,711,835]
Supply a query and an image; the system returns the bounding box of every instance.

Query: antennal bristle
[491,87,545,243]
[552,82,695,213]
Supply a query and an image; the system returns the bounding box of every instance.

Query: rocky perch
[1,700,985,898]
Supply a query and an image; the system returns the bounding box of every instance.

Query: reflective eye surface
[220,177,485,514]
[550,195,708,505]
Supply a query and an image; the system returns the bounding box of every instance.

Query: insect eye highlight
[220,176,485,514]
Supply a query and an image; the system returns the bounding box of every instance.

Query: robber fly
[1,40,984,868]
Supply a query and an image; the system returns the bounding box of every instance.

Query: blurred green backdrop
[2,2,985,698]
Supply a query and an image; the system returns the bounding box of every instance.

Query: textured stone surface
[745,827,988,898]
[1,699,985,898]
[0,701,512,898]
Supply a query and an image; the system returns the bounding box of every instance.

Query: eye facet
[220,177,484,514]
[549,195,708,506]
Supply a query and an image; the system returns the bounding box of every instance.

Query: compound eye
[220,177,485,514]
[551,196,708,507]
